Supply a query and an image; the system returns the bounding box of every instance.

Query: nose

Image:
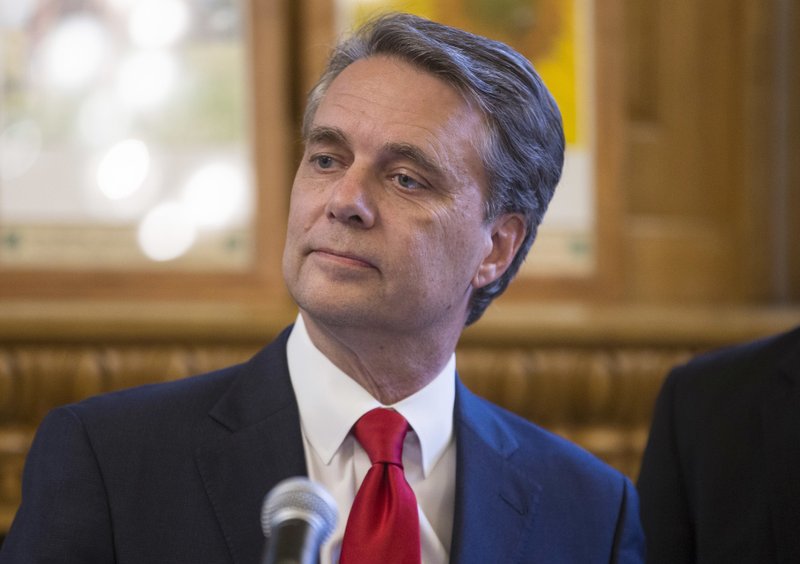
[324,166,376,228]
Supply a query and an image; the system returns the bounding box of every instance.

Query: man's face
[282,55,518,336]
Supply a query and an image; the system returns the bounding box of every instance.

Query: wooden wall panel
[628,218,738,302]
[789,4,800,301]
[620,0,799,307]
[739,0,800,304]
[616,0,800,306]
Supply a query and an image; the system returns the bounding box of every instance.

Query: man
[637,325,800,563]
[1,13,643,563]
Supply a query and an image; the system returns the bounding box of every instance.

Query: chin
[291,283,365,319]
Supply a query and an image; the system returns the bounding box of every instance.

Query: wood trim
[2,300,797,348]
[247,0,294,304]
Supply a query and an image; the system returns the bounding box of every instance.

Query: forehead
[311,56,488,184]
[326,55,466,108]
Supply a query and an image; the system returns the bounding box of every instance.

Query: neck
[299,310,462,404]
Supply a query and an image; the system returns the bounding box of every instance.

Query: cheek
[283,189,315,266]
[410,214,487,278]
[286,185,321,233]
[446,219,493,279]
[286,198,304,234]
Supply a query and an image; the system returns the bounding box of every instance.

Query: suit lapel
[450,379,541,564]
[195,327,308,564]
[761,336,800,564]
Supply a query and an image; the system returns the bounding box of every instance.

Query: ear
[472,213,526,289]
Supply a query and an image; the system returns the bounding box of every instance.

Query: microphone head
[261,477,338,542]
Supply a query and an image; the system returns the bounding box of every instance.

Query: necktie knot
[353,408,408,466]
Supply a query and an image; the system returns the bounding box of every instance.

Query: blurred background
[0,0,798,538]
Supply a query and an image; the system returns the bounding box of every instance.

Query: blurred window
[0,0,255,271]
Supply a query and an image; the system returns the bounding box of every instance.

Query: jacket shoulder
[458,381,627,489]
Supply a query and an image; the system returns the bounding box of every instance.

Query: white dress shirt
[286,314,456,564]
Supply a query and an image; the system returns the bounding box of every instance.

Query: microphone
[260,477,339,564]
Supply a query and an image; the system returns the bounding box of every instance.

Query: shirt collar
[287,314,455,477]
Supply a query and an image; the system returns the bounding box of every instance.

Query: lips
[311,247,377,269]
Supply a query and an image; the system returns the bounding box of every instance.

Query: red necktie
[339,408,421,564]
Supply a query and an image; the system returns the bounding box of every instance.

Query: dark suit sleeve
[636,370,694,563]
[611,477,646,563]
[0,407,114,563]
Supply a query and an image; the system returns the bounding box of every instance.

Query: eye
[392,173,425,190]
[310,154,336,170]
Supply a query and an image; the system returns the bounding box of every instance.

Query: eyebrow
[305,125,349,148]
[382,142,445,179]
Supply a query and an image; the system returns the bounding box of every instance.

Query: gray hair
[303,13,565,325]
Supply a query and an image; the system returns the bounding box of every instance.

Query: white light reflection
[181,162,249,229]
[137,202,196,261]
[115,51,178,110]
[35,15,109,90]
[129,0,189,48]
[96,139,150,200]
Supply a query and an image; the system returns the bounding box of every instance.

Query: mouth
[311,247,377,270]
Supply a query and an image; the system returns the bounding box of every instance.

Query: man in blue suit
[1,13,643,563]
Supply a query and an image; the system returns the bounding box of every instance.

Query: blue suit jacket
[1,326,644,563]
